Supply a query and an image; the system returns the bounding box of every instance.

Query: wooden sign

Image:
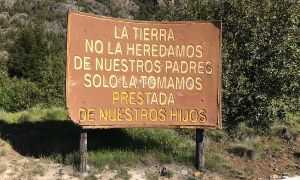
[66,11,222,129]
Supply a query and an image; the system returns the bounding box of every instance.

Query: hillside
[0,0,142,60]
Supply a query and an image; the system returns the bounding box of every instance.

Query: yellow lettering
[112,92,119,104]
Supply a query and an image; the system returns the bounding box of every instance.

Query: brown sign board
[66,11,222,129]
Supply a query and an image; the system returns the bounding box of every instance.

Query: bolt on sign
[66,11,222,129]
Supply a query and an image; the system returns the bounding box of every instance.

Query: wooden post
[79,129,87,173]
[195,129,205,171]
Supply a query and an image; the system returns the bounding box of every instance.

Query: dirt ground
[0,138,299,180]
[0,138,205,180]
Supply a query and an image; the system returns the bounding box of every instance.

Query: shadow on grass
[0,119,188,163]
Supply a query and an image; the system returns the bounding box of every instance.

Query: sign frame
[66,11,222,129]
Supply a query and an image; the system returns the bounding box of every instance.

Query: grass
[0,139,7,156]
[0,106,195,171]
[286,112,300,135]
[0,164,6,174]
[269,112,300,138]
[0,106,67,123]
[115,168,131,180]
[243,167,254,176]
[0,148,6,156]
[205,153,231,173]
[267,140,281,152]
[160,168,173,178]
[145,171,159,180]
[228,144,256,160]
[84,174,98,180]
[0,139,5,146]
[88,150,139,169]
[206,130,226,143]
[203,152,243,179]
[30,164,45,176]
[187,177,198,180]
[0,106,299,178]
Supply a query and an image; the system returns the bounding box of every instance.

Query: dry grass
[0,164,6,174]
[228,144,257,160]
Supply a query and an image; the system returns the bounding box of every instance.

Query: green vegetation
[88,150,139,169]
[205,153,228,172]
[243,167,254,177]
[160,168,173,178]
[134,0,157,20]
[0,0,298,133]
[156,0,300,132]
[0,0,299,178]
[0,73,41,112]
[0,106,67,123]
[0,107,195,170]
[286,113,300,136]
[228,144,256,160]
[0,106,299,178]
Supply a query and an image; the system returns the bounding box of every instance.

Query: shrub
[134,0,157,20]
[38,53,65,106]
[7,24,48,81]
[0,73,41,111]
[228,144,257,160]
[5,23,66,110]
[156,0,300,132]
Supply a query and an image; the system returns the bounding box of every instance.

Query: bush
[134,0,157,20]
[228,144,256,160]
[156,0,300,132]
[7,24,48,81]
[5,23,66,110]
[0,73,41,111]
[38,53,65,106]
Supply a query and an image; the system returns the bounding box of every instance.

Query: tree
[157,0,300,131]
[8,24,48,82]
[7,24,66,109]
[39,53,65,106]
